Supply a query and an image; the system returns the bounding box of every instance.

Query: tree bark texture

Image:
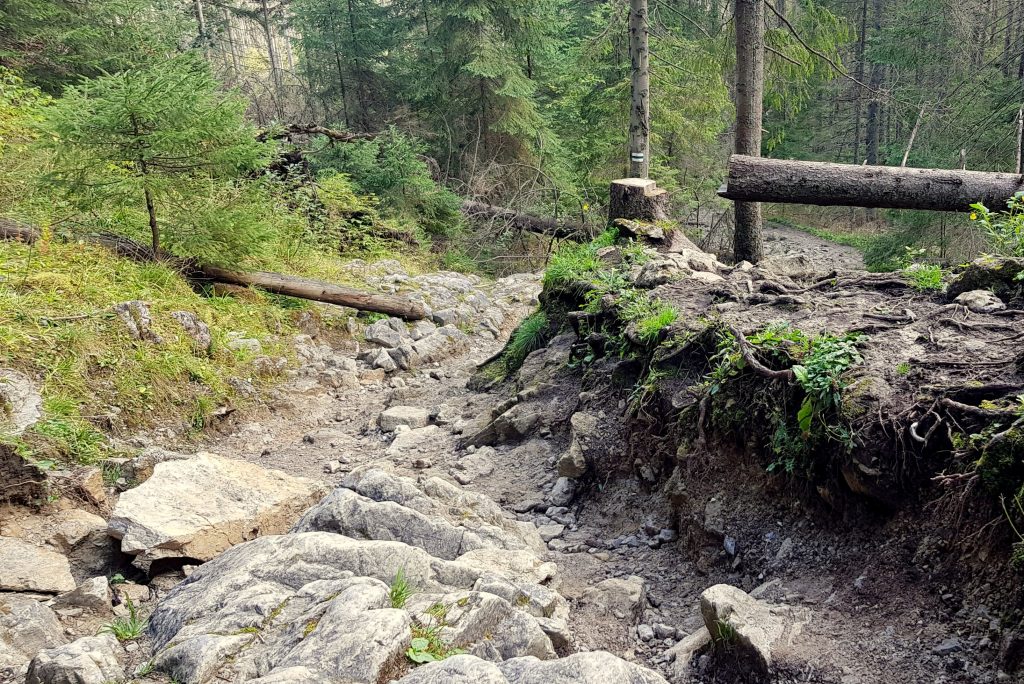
[460,201,584,239]
[200,266,429,320]
[720,154,1024,212]
[628,0,651,178]
[608,179,669,223]
[733,0,766,263]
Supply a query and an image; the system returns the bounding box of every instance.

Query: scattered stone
[108,452,327,569]
[0,537,76,593]
[453,448,496,485]
[170,311,212,354]
[638,624,655,642]
[657,529,678,544]
[410,319,437,341]
[933,637,962,656]
[226,334,262,354]
[53,577,112,614]
[380,406,431,432]
[653,623,676,639]
[26,634,124,684]
[703,497,726,537]
[364,318,408,348]
[581,576,646,622]
[513,500,545,514]
[324,460,345,474]
[113,300,162,344]
[548,477,576,507]
[372,349,399,372]
[665,627,712,680]
[537,524,565,543]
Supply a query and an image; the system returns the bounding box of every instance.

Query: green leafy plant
[903,263,944,291]
[389,568,413,609]
[405,607,464,664]
[971,195,1024,258]
[791,333,863,438]
[100,596,146,641]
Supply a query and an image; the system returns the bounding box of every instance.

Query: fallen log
[201,266,428,321]
[0,218,39,244]
[719,154,1024,212]
[258,124,377,143]
[461,200,584,239]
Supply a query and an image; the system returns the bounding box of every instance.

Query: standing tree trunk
[865,0,884,166]
[194,0,209,58]
[259,0,283,119]
[733,0,765,263]
[852,0,868,163]
[628,0,651,178]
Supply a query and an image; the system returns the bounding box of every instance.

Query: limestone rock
[954,289,1007,314]
[558,412,600,478]
[581,576,646,622]
[0,369,41,436]
[113,300,162,344]
[170,311,212,355]
[53,577,112,614]
[665,627,712,680]
[0,537,75,593]
[699,584,809,676]
[396,651,667,684]
[107,452,327,569]
[365,318,408,348]
[548,478,576,507]
[452,448,496,485]
[26,634,124,684]
[406,590,556,662]
[0,595,67,678]
[387,425,448,458]
[388,326,471,370]
[380,406,431,432]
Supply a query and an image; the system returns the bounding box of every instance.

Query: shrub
[970,195,1024,258]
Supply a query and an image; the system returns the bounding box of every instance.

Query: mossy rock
[947,257,1024,304]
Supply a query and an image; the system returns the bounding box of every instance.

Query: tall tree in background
[734,0,766,263]
[628,0,650,178]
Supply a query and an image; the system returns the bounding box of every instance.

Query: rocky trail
[1,236,1022,684]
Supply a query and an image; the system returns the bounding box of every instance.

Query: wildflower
[970,212,978,221]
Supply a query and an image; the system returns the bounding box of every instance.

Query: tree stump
[609,179,669,223]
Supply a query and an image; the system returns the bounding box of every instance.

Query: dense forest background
[2,0,1023,271]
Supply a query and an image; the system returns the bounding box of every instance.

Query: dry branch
[460,200,584,239]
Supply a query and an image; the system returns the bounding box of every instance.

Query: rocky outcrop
[146,468,663,684]
[396,652,668,683]
[108,452,327,570]
[0,537,76,593]
[26,634,124,684]
[0,595,67,680]
[0,369,41,435]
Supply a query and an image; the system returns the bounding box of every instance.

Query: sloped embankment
[470,222,1024,681]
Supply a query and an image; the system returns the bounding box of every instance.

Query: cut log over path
[200,266,428,320]
[460,201,584,239]
[720,154,1024,212]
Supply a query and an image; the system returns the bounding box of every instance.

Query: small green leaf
[409,637,430,650]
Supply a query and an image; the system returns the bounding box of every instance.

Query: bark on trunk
[608,179,669,223]
[201,266,429,320]
[720,154,1024,212]
[628,0,651,178]
[460,201,584,239]
[733,0,766,263]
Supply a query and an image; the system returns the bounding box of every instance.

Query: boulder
[107,452,327,570]
[113,300,162,344]
[380,406,431,432]
[405,590,555,662]
[954,289,1007,314]
[557,412,601,478]
[26,634,124,684]
[53,577,112,614]
[0,369,41,435]
[170,311,212,355]
[0,595,66,678]
[947,256,1024,302]
[699,584,809,676]
[395,651,667,684]
[0,537,76,593]
[580,576,646,622]
[389,326,471,370]
[365,318,408,348]
[452,448,496,485]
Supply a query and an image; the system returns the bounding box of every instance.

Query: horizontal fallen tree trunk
[201,266,428,320]
[0,218,39,244]
[719,154,1024,212]
[461,200,585,239]
[0,227,427,320]
[258,124,377,143]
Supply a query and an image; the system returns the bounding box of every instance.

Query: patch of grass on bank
[0,238,299,466]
